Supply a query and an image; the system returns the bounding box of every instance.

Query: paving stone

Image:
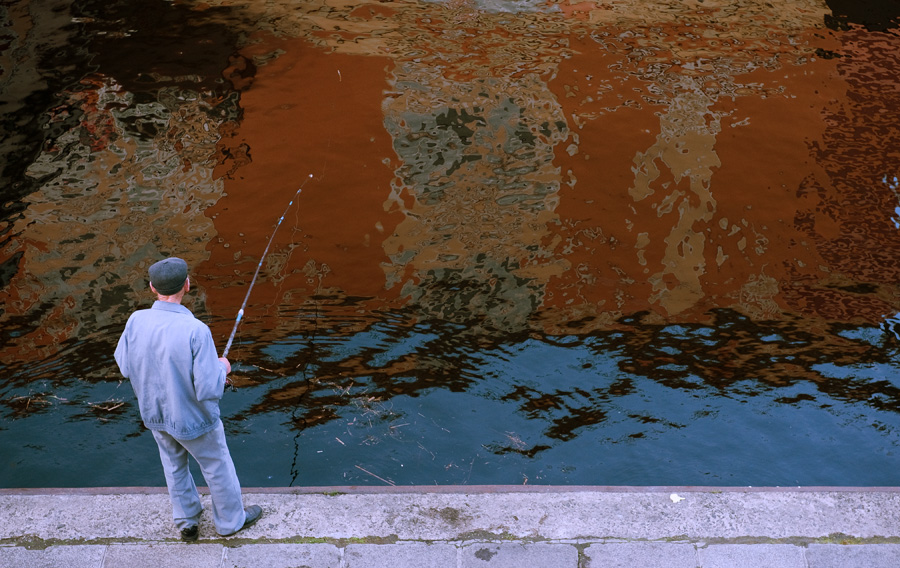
[806,544,900,568]
[584,542,698,567]
[102,543,224,568]
[344,543,457,568]
[0,544,107,568]
[224,543,341,568]
[698,544,806,567]
[460,543,578,567]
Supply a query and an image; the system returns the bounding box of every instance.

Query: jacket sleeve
[114,320,132,379]
[192,325,227,402]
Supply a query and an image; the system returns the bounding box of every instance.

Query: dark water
[3,0,900,488]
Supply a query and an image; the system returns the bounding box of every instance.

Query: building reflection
[3,0,900,444]
[0,75,238,380]
[194,0,900,435]
[205,0,900,336]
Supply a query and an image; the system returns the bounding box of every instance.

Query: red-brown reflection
[543,10,900,332]
[539,32,663,329]
[203,33,402,348]
[782,25,900,322]
[198,0,900,342]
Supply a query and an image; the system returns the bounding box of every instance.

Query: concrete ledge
[3,486,900,542]
[2,487,899,567]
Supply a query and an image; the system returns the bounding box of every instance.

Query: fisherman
[114,257,262,541]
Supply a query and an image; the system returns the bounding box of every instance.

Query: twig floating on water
[355,465,395,486]
[88,400,125,412]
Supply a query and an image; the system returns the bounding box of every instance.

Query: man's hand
[219,357,232,374]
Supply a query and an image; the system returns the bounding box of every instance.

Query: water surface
[2,0,900,487]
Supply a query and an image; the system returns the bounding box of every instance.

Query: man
[115,257,262,541]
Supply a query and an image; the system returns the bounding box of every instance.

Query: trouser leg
[151,430,202,530]
[178,422,246,535]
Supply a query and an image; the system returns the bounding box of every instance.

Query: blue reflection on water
[4,314,900,488]
[266,342,900,487]
[229,320,900,487]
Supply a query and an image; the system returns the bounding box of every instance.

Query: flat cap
[149,257,188,295]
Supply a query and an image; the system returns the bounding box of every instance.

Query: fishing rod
[222,173,314,361]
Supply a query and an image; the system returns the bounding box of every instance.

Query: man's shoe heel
[181,526,199,542]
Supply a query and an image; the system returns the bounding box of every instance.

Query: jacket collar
[151,300,193,315]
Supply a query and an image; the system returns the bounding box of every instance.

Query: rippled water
[2,0,900,487]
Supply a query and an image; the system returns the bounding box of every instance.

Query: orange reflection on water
[4,0,900,377]
[200,0,900,344]
[203,33,402,346]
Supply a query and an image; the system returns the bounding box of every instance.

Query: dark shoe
[219,505,262,536]
[181,525,199,542]
[240,505,263,531]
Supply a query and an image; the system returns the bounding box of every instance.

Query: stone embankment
[2,486,899,567]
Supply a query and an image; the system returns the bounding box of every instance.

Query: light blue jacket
[115,301,227,440]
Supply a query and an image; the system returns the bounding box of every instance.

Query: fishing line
[287,156,331,484]
[288,264,327,486]
[222,173,314,359]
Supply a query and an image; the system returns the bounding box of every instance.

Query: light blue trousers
[151,422,247,535]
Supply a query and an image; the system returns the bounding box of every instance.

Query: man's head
[149,257,189,296]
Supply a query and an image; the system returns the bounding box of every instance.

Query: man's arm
[192,325,227,401]
[113,319,132,378]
